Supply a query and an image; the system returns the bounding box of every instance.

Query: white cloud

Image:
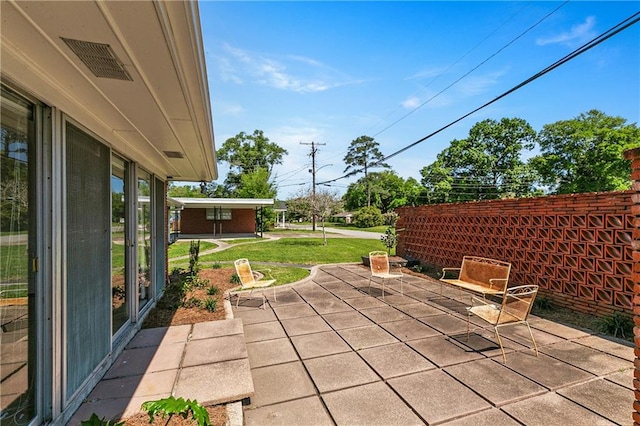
[456,69,507,96]
[406,66,449,81]
[216,43,352,94]
[402,96,421,109]
[536,16,597,47]
[215,102,244,116]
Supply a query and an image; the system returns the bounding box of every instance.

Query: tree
[167,183,206,198]
[314,189,343,245]
[530,110,638,194]
[235,167,277,199]
[216,130,287,196]
[343,135,390,207]
[286,188,342,244]
[420,117,539,203]
[343,171,421,212]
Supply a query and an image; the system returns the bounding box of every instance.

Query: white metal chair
[368,251,403,300]
[233,258,276,309]
[466,284,539,363]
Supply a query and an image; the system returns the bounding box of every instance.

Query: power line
[312,3,565,168]
[371,1,569,138]
[318,10,640,186]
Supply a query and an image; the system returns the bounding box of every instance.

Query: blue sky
[199,1,639,199]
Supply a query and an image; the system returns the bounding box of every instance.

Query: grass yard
[328,223,388,233]
[168,241,218,258]
[196,238,386,266]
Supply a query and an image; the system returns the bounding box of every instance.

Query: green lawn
[328,223,388,233]
[168,241,218,258]
[197,238,385,265]
[167,237,385,287]
[0,244,27,281]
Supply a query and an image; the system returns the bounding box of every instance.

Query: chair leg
[494,326,507,363]
[381,278,385,300]
[261,291,266,310]
[524,321,538,357]
[466,312,471,341]
[235,292,240,308]
[368,276,372,295]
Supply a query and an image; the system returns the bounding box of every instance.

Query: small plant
[207,286,219,296]
[183,297,203,309]
[380,226,398,255]
[211,262,222,269]
[141,396,211,426]
[230,274,241,285]
[189,240,201,276]
[534,295,552,311]
[597,311,633,340]
[81,414,124,426]
[204,297,217,312]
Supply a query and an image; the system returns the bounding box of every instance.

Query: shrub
[383,211,398,226]
[230,274,241,285]
[204,297,217,312]
[182,297,203,309]
[189,240,201,275]
[353,206,384,228]
[211,262,222,269]
[141,396,211,426]
[597,311,633,340]
[207,286,219,296]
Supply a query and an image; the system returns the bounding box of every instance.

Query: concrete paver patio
[71,264,633,425]
[234,264,633,426]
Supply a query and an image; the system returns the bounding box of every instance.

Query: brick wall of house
[397,191,634,317]
[180,208,256,234]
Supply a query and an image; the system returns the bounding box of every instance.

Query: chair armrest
[441,268,461,280]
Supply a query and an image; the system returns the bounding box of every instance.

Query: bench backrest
[459,256,511,290]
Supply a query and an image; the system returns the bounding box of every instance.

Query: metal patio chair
[233,258,276,309]
[368,251,403,300]
[466,284,539,363]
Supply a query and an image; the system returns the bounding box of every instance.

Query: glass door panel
[137,170,151,311]
[111,156,128,335]
[0,87,37,425]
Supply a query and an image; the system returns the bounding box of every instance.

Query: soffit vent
[164,151,185,159]
[61,37,133,81]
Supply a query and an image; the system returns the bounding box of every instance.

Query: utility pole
[301,141,326,231]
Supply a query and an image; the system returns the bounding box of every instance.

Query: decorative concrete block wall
[397,191,634,317]
[622,148,640,425]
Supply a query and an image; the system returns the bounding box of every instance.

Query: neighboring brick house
[170,197,274,236]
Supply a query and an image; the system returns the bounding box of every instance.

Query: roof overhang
[1,0,217,182]
[171,198,274,210]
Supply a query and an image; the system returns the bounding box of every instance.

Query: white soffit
[0,0,217,182]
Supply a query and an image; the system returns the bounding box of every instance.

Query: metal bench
[440,256,511,299]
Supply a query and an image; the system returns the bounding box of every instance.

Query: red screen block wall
[623,148,640,425]
[397,191,634,316]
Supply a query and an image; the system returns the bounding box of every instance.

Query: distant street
[285,224,383,240]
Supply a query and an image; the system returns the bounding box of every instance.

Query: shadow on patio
[234,264,633,425]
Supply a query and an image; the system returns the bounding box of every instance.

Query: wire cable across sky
[317,10,640,187]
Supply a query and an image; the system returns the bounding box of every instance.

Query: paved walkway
[70,264,633,425]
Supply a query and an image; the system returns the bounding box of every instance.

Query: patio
[236,264,633,425]
[71,264,633,425]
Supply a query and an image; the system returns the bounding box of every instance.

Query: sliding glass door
[0,87,37,425]
[111,156,129,335]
